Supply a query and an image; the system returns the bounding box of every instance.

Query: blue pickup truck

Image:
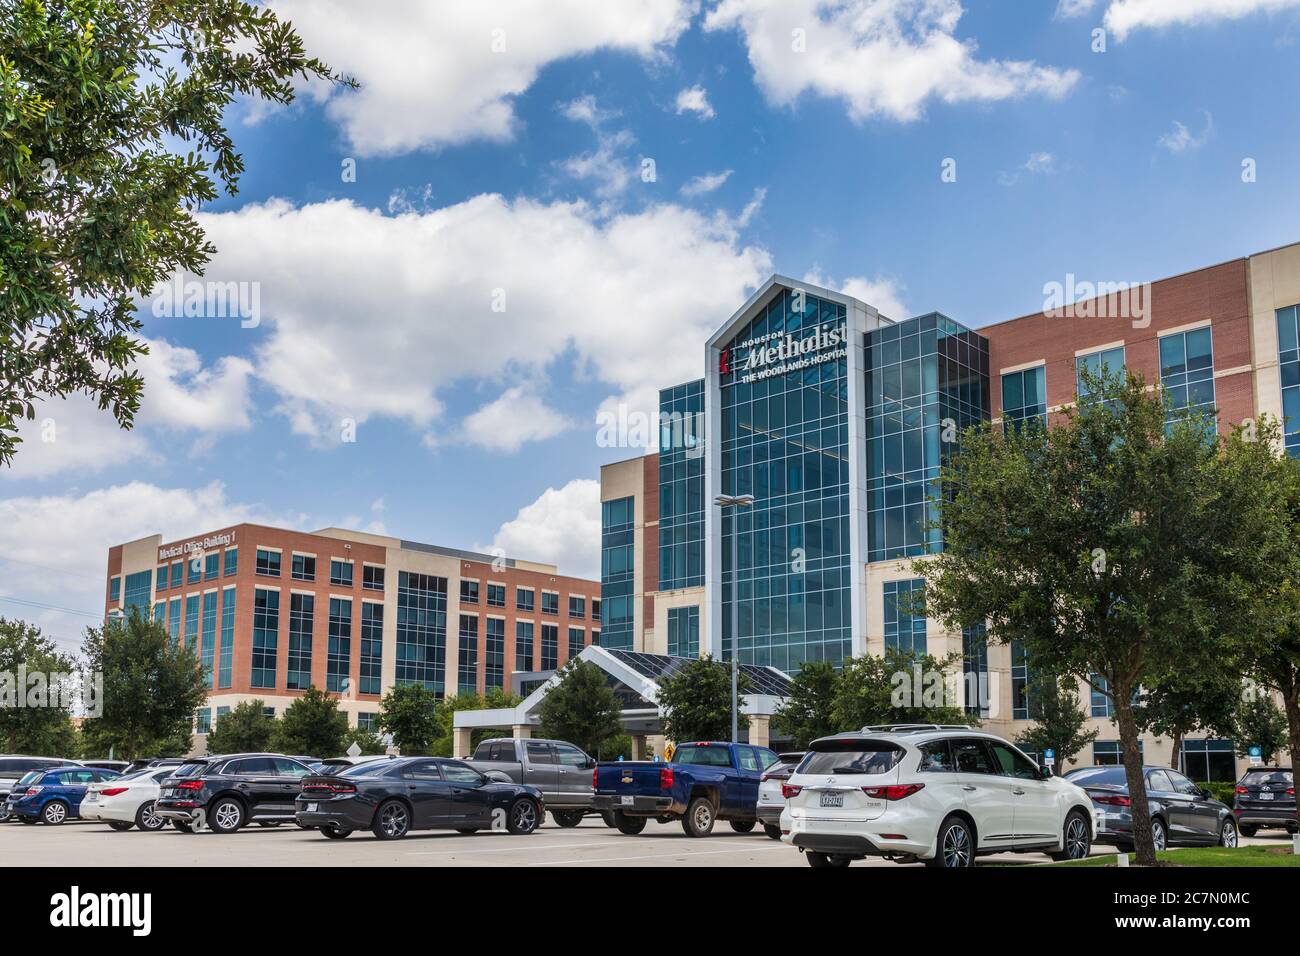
[593,742,781,837]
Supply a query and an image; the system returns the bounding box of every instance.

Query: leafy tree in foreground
[537,659,623,757]
[656,656,750,744]
[1234,692,1289,765]
[772,660,839,748]
[0,0,346,466]
[205,699,273,755]
[0,618,79,754]
[269,686,348,757]
[428,688,522,757]
[829,648,970,732]
[915,371,1277,865]
[342,725,387,756]
[1015,672,1098,774]
[377,683,440,756]
[80,608,208,759]
[1134,667,1241,773]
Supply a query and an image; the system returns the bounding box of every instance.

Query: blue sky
[3,0,1299,652]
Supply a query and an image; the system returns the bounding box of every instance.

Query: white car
[757,752,805,840]
[780,725,1098,868]
[80,767,175,832]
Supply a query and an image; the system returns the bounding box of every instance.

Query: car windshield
[1241,770,1293,786]
[14,771,43,787]
[338,760,390,777]
[800,741,903,776]
[171,762,209,777]
[673,746,732,767]
[1065,766,1128,787]
[109,770,151,783]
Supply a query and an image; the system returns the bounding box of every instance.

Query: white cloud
[675,84,717,119]
[135,338,255,434]
[998,150,1056,185]
[462,386,574,452]
[557,96,639,199]
[1104,0,1300,40]
[2,395,156,481]
[490,478,601,579]
[194,195,772,448]
[1157,112,1215,153]
[264,0,694,155]
[1055,0,1099,17]
[681,169,733,196]
[703,0,1079,123]
[803,271,910,322]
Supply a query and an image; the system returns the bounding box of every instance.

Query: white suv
[780,725,1098,868]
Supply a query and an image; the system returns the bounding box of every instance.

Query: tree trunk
[1169,729,1183,772]
[1114,690,1157,865]
[1283,688,1300,832]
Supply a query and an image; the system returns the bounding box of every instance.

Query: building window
[1181,738,1236,782]
[156,566,168,591]
[1011,639,1035,721]
[541,591,559,616]
[1090,673,1113,718]
[1093,740,1142,766]
[362,565,384,591]
[568,626,585,660]
[395,572,447,693]
[568,595,585,617]
[360,602,383,696]
[883,579,926,657]
[171,561,183,588]
[167,599,181,645]
[592,630,600,646]
[223,548,237,577]
[600,496,636,652]
[486,583,506,607]
[291,554,316,582]
[667,605,700,658]
[356,712,377,732]
[541,623,558,670]
[252,588,279,688]
[201,591,218,683]
[123,570,152,616]
[328,597,352,694]
[154,603,166,625]
[962,622,989,717]
[288,593,314,691]
[591,599,601,621]
[515,621,534,672]
[184,594,200,651]
[187,558,201,585]
[1278,305,1300,457]
[219,587,235,689]
[195,708,212,735]
[256,548,281,577]
[460,580,479,604]
[330,559,353,588]
[1160,326,1215,432]
[458,615,479,695]
[485,618,505,691]
[1001,365,1046,433]
[658,379,706,591]
[516,587,535,612]
[109,576,121,603]
[204,552,219,581]
[1076,345,1125,401]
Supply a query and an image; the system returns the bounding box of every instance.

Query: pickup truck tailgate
[596,762,664,798]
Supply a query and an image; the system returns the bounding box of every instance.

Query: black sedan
[295,757,544,840]
[1065,765,1238,850]
[1233,767,1296,836]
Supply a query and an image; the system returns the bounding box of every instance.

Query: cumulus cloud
[675,84,717,119]
[681,169,733,196]
[803,270,910,322]
[462,386,574,452]
[263,0,694,155]
[1157,112,1215,153]
[1104,0,1300,40]
[490,478,602,578]
[703,0,1079,123]
[557,96,639,199]
[998,151,1056,186]
[1055,0,1099,17]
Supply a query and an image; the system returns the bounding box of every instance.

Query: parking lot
[5,817,1289,867]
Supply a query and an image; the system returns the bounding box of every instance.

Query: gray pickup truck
[464,738,598,827]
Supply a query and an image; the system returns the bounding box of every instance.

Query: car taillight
[304,782,356,794]
[176,780,204,791]
[1289,788,1295,796]
[1235,786,1249,793]
[659,767,674,790]
[862,783,924,800]
[99,788,129,797]
[781,784,802,799]
[24,787,43,796]
[1092,793,1131,807]
[592,768,598,790]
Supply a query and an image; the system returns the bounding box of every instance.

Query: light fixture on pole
[714,493,755,743]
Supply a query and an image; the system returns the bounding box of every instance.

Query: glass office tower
[658,380,705,591]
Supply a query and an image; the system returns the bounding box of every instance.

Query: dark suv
[1233,767,1295,836]
[155,753,314,833]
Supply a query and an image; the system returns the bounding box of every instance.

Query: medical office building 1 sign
[720,322,848,386]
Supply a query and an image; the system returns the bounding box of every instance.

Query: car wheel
[729,819,756,833]
[551,809,584,828]
[1218,818,1239,848]
[682,796,716,838]
[209,797,245,834]
[0,804,11,822]
[614,812,647,835]
[926,816,976,868]
[1049,810,1092,861]
[763,823,782,840]
[507,798,540,835]
[1151,817,1167,852]
[107,821,134,832]
[1239,824,1257,838]
[599,810,617,828]
[320,826,351,839]
[171,820,193,833]
[806,851,852,868]
[41,801,69,825]
[136,801,165,832]
[372,799,411,840]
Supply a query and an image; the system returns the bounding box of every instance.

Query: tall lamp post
[715,493,755,743]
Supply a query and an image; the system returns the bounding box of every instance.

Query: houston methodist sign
[719,322,848,385]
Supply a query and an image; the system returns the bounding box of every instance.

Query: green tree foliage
[537,659,623,757]
[655,655,750,744]
[1234,693,1289,765]
[0,0,346,466]
[377,683,440,756]
[342,725,387,756]
[205,699,273,755]
[79,607,208,759]
[428,689,521,757]
[268,686,348,757]
[0,617,79,754]
[915,369,1279,864]
[1135,668,1242,771]
[772,660,839,747]
[830,649,970,731]
[1015,673,1098,773]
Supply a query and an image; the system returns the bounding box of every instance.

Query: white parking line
[410,838,634,856]
[527,844,792,866]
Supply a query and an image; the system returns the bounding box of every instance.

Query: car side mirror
[585,757,596,769]
[1199,788,1212,800]
[1039,765,1054,779]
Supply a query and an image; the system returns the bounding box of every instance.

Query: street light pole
[715,493,755,743]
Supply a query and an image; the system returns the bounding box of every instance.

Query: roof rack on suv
[859,724,975,733]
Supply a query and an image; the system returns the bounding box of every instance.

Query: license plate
[1260,792,1274,800]
[305,803,318,812]
[620,796,634,806]
[163,789,176,797]
[84,794,97,802]
[820,792,844,808]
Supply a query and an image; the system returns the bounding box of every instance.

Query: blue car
[6,766,121,825]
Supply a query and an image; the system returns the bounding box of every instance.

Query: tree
[79,607,208,759]
[205,699,273,755]
[268,686,348,757]
[1234,692,1289,764]
[915,370,1276,865]
[1015,672,1098,774]
[0,618,79,754]
[342,725,387,756]
[655,656,750,744]
[772,660,839,747]
[1134,669,1241,773]
[377,683,440,756]
[0,1,347,466]
[830,649,970,731]
[537,659,623,757]
[427,688,522,757]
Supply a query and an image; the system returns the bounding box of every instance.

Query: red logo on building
[719,348,731,375]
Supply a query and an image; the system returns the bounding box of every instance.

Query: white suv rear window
[801,742,902,776]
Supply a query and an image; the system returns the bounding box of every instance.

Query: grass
[1056,845,1299,868]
